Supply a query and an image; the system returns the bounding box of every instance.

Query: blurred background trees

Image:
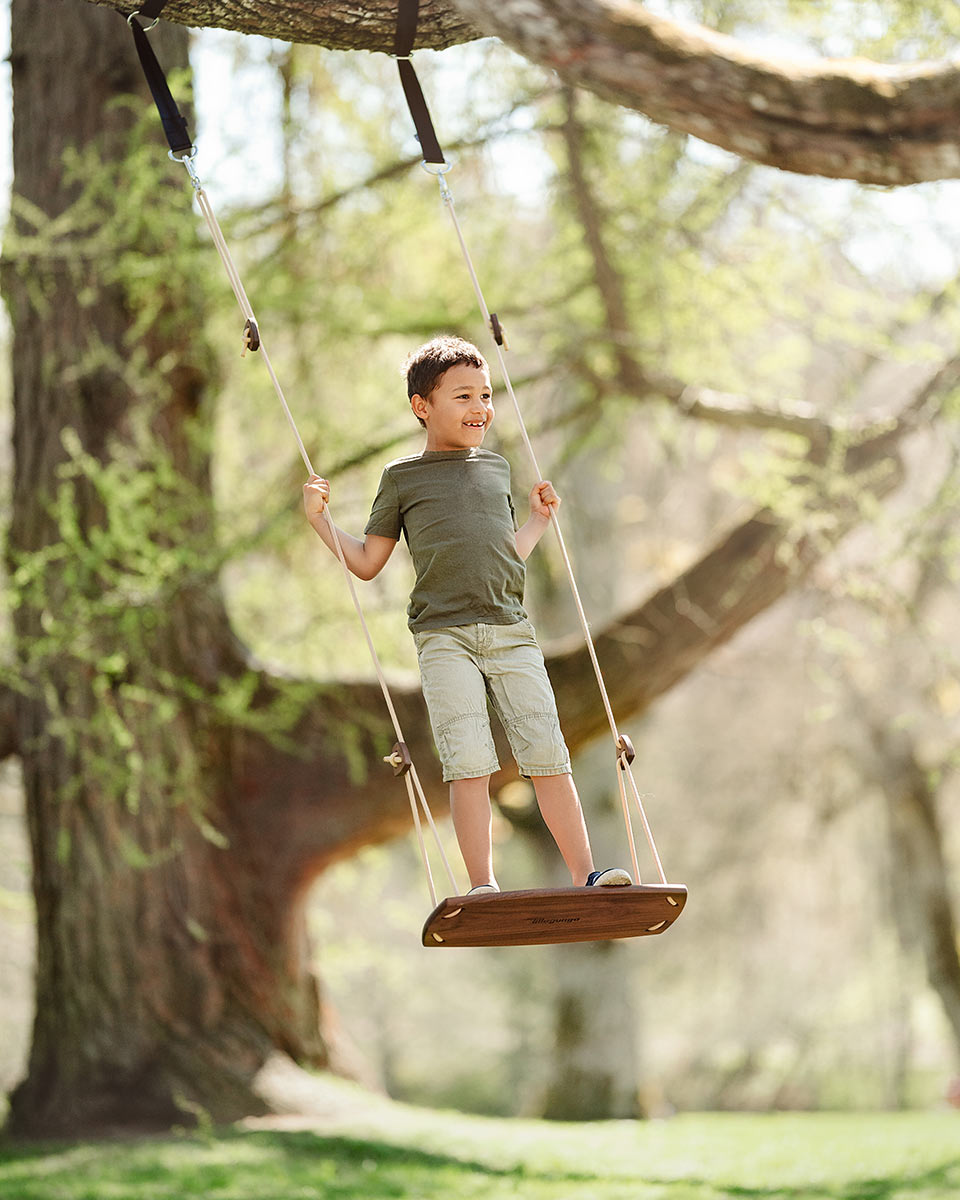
[1,0,959,1130]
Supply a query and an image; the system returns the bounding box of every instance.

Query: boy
[303,335,630,894]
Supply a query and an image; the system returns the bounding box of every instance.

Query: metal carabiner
[169,146,202,191]
[127,11,160,31]
[421,158,454,201]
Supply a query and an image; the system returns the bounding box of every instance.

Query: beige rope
[622,754,666,884]
[184,165,459,903]
[616,755,642,885]
[434,171,670,885]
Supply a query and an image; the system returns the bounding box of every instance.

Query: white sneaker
[585,868,633,887]
[467,884,500,895]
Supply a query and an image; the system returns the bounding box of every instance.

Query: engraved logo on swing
[529,916,581,925]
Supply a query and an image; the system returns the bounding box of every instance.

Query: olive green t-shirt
[364,448,527,631]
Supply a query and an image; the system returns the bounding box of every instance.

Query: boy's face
[412,363,494,452]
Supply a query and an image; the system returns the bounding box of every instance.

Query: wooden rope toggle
[489,312,508,349]
[616,733,636,767]
[384,741,413,777]
[241,318,260,357]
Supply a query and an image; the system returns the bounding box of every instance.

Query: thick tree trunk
[3,0,328,1136]
[88,0,960,185]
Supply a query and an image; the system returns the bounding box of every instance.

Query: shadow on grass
[0,1127,957,1200]
[247,1131,960,1200]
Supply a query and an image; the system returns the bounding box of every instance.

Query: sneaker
[585,868,632,887]
[467,884,500,896]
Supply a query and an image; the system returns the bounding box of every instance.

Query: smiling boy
[303,335,630,894]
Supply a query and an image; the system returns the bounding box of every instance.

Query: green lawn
[1,1076,958,1199]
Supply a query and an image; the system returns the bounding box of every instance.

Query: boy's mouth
[463,421,486,428]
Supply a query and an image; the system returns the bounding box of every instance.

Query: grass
[0,1075,958,1199]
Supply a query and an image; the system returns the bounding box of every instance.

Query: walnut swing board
[422,884,687,947]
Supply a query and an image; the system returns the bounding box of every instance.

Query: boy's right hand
[303,474,330,520]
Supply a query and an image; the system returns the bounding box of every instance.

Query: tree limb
[560,87,840,445]
[91,0,960,184]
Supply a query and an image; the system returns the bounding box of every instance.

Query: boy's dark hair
[403,336,487,427]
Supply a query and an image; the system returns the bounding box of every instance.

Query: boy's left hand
[529,480,560,519]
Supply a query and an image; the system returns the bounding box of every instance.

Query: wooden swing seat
[422,883,687,948]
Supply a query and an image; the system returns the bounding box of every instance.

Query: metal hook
[168,146,201,190]
[421,158,453,201]
[127,11,160,31]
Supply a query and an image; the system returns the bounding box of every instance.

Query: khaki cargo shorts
[412,618,571,783]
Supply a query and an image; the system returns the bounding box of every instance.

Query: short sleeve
[364,469,402,539]
[507,490,518,532]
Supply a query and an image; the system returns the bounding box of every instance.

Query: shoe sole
[589,869,633,887]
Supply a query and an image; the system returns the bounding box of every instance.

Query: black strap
[137,0,170,18]
[126,8,193,156]
[394,0,446,165]
[394,0,418,57]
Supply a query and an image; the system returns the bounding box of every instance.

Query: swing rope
[394,0,668,885]
[124,5,458,906]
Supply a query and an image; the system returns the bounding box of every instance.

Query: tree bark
[3,0,328,1136]
[89,0,960,185]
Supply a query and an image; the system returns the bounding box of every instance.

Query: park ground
[1,1073,958,1200]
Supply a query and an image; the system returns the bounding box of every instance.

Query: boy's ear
[410,393,430,422]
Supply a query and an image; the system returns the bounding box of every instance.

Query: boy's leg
[449,775,498,890]
[483,620,597,886]
[530,772,595,886]
[413,626,501,891]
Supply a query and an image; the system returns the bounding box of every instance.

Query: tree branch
[460,0,960,185]
[99,0,481,51]
[91,0,960,185]
[560,88,840,444]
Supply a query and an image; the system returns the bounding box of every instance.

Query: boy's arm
[515,480,559,561]
[303,475,397,580]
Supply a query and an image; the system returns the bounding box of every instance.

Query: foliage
[0,108,330,814]
[660,0,960,58]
